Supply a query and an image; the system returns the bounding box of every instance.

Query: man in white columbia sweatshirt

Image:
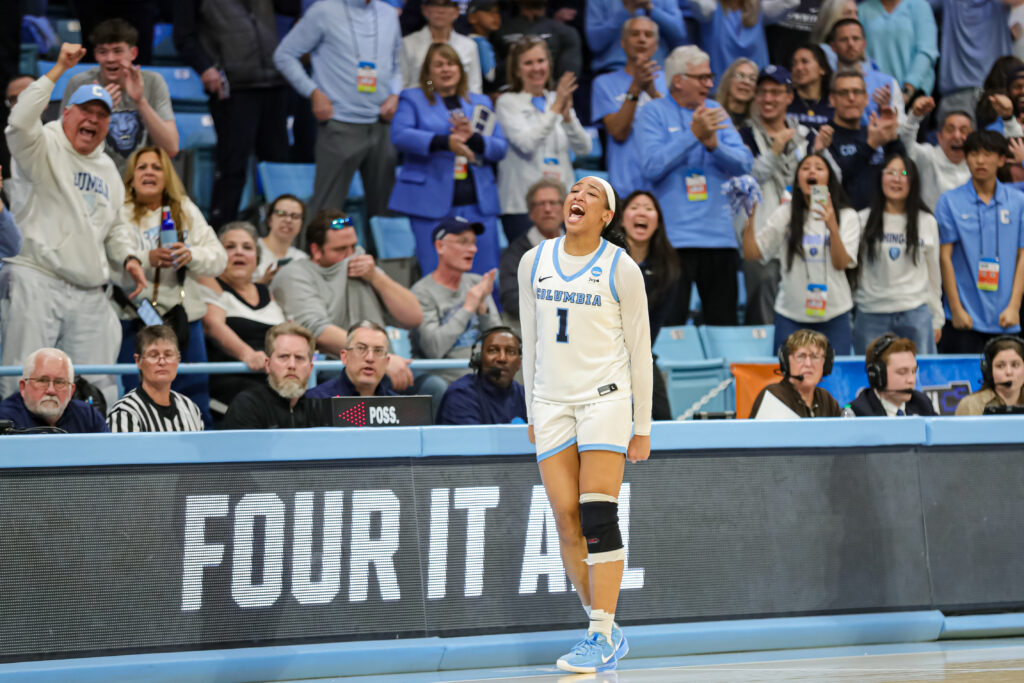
[899,94,1023,211]
[0,43,147,403]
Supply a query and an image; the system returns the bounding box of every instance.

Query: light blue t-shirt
[935,181,1024,333]
[859,0,938,95]
[931,0,1012,95]
[699,4,768,78]
[591,69,668,197]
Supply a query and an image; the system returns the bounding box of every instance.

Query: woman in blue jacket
[388,43,508,277]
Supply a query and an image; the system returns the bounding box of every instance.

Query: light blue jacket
[636,97,753,249]
[388,88,507,219]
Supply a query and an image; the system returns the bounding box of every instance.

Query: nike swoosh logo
[539,275,552,282]
[602,650,614,663]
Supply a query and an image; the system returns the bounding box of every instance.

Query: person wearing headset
[850,333,936,416]
[435,326,527,424]
[750,328,842,418]
[955,335,1024,415]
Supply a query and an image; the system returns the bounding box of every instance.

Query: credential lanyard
[342,1,379,66]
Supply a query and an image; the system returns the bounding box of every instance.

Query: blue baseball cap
[432,215,484,242]
[66,83,113,112]
[758,64,792,88]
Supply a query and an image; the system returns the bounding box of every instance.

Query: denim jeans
[852,304,936,355]
[773,310,853,355]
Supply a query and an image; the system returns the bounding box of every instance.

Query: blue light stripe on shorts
[537,436,578,461]
[578,442,627,454]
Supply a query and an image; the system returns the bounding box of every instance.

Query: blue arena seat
[36,60,92,101]
[145,66,206,109]
[665,360,732,418]
[152,23,177,63]
[53,18,82,46]
[19,43,38,78]
[698,325,775,361]
[257,162,316,203]
[653,325,705,362]
[387,326,412,358]
[175,112,215,150]
[370,216,416,260]
[497,217,508,250]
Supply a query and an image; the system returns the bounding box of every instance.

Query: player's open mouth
[567,203,585,224]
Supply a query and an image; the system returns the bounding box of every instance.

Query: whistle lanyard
[342,1,378,65]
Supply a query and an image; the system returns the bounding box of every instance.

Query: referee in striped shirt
[107,325,205,432]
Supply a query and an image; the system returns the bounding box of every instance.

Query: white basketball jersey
[528,237,632,405]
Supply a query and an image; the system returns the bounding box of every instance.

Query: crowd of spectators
[6,0,1024,431]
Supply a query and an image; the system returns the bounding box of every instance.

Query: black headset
[778,335,835,378]
[865,333,897,391]
[469,326,522,373]
[980,334,1024,387]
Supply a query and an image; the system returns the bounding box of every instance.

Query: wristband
[625,92,639,102]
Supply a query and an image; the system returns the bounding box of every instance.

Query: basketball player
[517,175,653,673]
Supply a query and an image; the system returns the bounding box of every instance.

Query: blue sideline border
[0,611,951,683]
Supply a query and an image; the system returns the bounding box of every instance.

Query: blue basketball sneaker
[556,632,618,673]
[611,623,628,661]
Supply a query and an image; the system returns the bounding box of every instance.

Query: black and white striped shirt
[107,387,205,432]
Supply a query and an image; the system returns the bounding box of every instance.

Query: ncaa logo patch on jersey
[589,265,602,284]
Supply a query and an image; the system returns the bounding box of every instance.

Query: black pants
[666,248,739,326]
[937,323,1002,354]
[652,356,671,420]
[208,86,290,228]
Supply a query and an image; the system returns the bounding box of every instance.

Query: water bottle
[841,404,856,418]
[159,206,177,247]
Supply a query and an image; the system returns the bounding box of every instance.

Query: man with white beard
[222,322,328,429]
[0,348,108,432]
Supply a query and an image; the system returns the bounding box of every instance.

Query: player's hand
[911,95,935,119]
[626,434,650,463]
[528,423,535,444]
[951,306,973,330]
[999,305,1020,329]
[387,354,414,391]
[311,88,334,122]
[813,124,834,152]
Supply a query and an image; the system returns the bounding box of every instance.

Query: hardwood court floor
[327,638,1024,683]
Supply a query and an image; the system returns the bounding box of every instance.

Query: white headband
[579,175,616,226]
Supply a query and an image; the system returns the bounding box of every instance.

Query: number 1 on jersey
[556,307,568,343]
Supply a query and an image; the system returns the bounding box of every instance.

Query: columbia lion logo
[108,111,143,154]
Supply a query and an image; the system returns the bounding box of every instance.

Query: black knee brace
[579,497,623,563]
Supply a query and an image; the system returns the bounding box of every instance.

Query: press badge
[542,157,561,180]
[357,61,378,93]
[978,257,1000,291]
[805,283,827,317]
[686,170,708,202]
[454,155,468,180]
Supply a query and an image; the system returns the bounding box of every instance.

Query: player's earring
[426,80,433,90]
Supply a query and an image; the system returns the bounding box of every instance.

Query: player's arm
[517,249,539,426]
[616,257,653,439]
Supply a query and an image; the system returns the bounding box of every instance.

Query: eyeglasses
[883,169,908,177]
[141,351,180,363]
[273,209,303,221]
[347,343,388,358]
[683,73,716,83]
[833,88,866,99]
[26,376,72,390]
[330,216,354,230]
[734,73,757,83]
[792,352,825,363]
